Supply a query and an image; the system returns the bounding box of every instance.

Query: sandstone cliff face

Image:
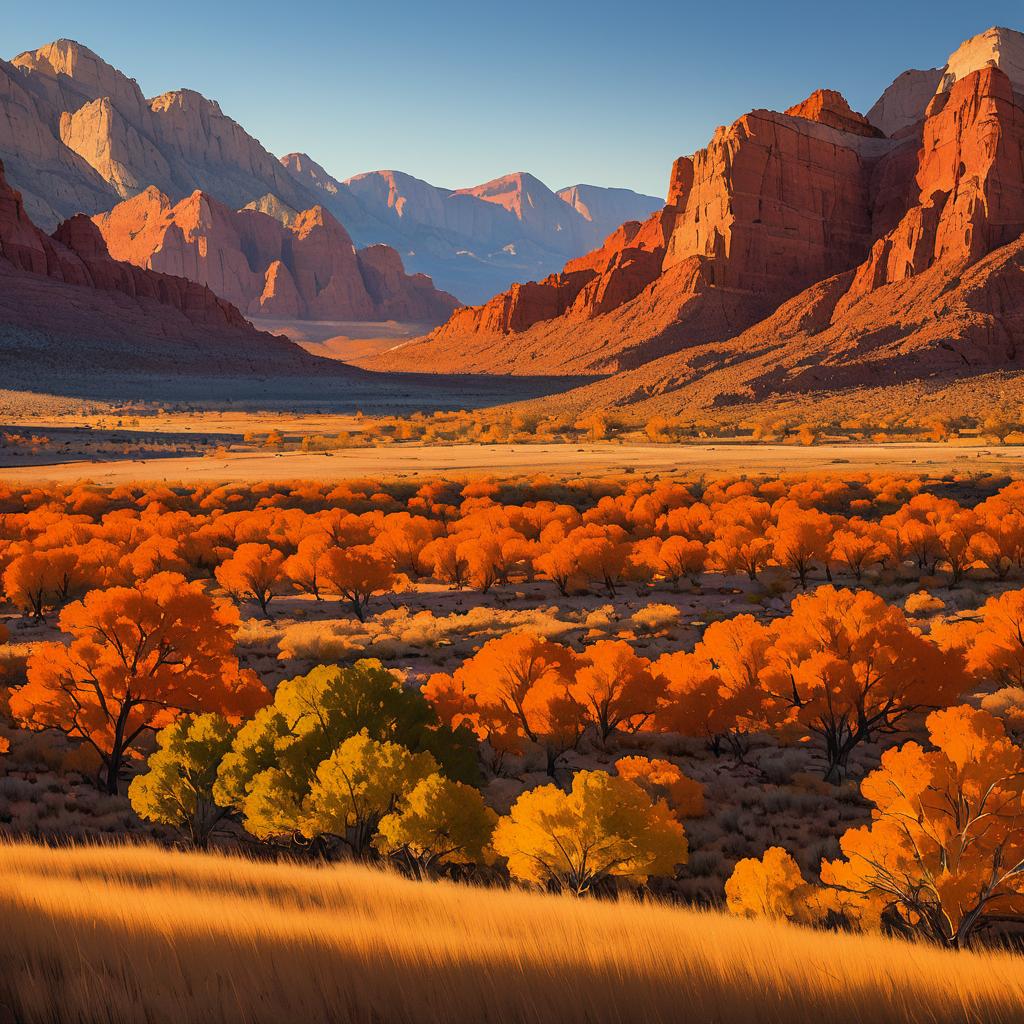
[521,63,1024,416]
[842,67,1024,306]
[366,27,1024,387]
[660,105,884,291]
[940,26,1024,96]
[0,161,245,331]
[92,188,459,323]
[866,68,943,138]
[0,55,118,228]
[0,156,324,376]
[784,90,884,138]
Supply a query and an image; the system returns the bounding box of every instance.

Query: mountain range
[364,26,1024,417]
[0,40,660,305]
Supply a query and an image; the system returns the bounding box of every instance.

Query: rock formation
[5,40,313,224]
[866,68,943,138]
[93,188,459,323]
[784,89,884,138]
[515,57,1024,416]
[0,157,323,375]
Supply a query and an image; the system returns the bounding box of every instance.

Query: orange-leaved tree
[423,632,583,774]
[10,572,269,793]
[615,756,705,818]
[655,614,773,758]
[319,545,395,621]
[768,504,834,588]
[569,640,666,741]
[214,542,286,616]
[3,549,79,621]
[963,589,1024,687]
[761,587,967,782]
[821,706,1024,948]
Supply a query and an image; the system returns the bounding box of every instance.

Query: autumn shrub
[630,603,681,634]
[725,847,826,923]
[904,591,945,616]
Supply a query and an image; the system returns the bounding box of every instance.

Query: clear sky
[7,1,1022,197]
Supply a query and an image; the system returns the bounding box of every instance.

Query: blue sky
[8,1,1022,197]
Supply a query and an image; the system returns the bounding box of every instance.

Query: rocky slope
[93,188,459,323]
[0,40,659,304]
[0,157,331,376]
[366,26,1024,407]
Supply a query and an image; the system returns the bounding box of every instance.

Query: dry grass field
[3,840,1023,1024]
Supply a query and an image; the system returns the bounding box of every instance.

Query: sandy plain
[2,440,1022,485]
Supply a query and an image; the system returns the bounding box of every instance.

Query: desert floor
[2,439,1023,484]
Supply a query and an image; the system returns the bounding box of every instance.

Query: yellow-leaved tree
[213,661,478,844]
[492,770,687,896]
[375,774,497,876]
[302,731,438,855]
[128,712,237,848]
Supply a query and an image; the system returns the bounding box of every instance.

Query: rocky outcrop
[243,193,299,226]
[0,163,245,330]
[6,40,314,221]
[939,26,1024,96]
[0,156,327,375]
[865,27,1024,141]
[785,89,883,137]
[842,66,1024,305]
[0,55,119,228]
[93,187,459,323]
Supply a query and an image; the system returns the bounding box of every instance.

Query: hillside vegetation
[2,841,1024,1024]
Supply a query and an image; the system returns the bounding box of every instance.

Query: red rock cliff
[93,188,458,324]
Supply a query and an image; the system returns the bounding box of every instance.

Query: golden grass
[2,840,1023,1024]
